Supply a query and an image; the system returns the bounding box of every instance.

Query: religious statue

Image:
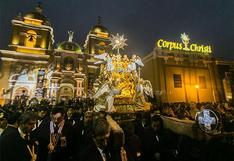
[93,80,121,112]
[134,78,146,105]
[127,54,144,78]
[94,53,114,72]
[143,80,153,98]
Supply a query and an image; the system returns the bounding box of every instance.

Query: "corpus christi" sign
[157,33,212,54]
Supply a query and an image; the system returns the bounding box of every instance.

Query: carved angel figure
[143,80,153,98]
[94,53,114,72]
[127,55,144,72]
[93,81,120,112]
[93,82,110,99]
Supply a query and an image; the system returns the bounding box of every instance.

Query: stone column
[49,78,60,101]
[76,78,84,97]
[9,80,16,102]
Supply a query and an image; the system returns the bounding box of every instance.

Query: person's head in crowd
[222,117,234,132]
[142,112,151,127]
[18,111,37,134]
[67,107,74,119]
[135,112,142,122]
[176,108,187,119]
[0,109,7,134]
[6,110,21,126]
[151,115,163,132]
[92,109,107,122]
[121,121,135,137]
[84,111,93,126]
[93,118,111,150]
[162,106,175,117]
[98,110,107,119]
[37,106,49,120]
[217,104,225,115]
[51,107,65,126]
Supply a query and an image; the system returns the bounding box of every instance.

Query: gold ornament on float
[93,34,153,112]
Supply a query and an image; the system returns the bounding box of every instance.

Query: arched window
[63,57,74,71]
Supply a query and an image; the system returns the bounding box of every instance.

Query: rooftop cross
[97,16,102,25]
[35,2,43,13]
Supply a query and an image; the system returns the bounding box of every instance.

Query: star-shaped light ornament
[180,33,190,42]
[110,33,127,54]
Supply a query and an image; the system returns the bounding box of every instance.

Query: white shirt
[18,127,29,140]
[97,147,107,161]
[0,128,4,135]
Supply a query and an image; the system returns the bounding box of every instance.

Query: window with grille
[173,74,182,88]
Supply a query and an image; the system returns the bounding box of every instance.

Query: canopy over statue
[93,33,153,113]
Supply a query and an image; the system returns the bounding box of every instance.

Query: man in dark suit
[200,133,234,161]
[141,115,179,161]
[31,106,50,161]
[33,107,74,161]
[1,110,21,137]
[0,111,37,161]
[36,105,50,128]
[73,110,93,153]
[0,109,7,135]
[77,118,112,161]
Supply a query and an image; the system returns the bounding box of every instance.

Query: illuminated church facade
[142,34,234,103]
[0,4,112,105]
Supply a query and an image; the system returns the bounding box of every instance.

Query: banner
[35,69,45,98]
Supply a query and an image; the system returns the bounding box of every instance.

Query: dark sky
[0,0,233,59]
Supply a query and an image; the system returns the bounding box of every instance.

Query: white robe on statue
[106,88,120,112]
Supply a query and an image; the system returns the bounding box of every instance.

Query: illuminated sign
[156,33,212,54]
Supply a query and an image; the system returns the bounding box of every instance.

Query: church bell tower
[9,3,54,55]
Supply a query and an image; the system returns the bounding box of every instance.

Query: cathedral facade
[0,4,111,105]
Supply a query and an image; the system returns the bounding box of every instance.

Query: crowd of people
[0,98,233,161]
[159,102,234,132]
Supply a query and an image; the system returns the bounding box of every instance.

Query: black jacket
[0,128,35,161]
[32,120,74,161]
[1,125,18,137]
[77,139,112,161]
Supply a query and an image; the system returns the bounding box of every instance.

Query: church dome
[23,3,50,25]
[57,31,82,52]
[89,17,110,37]
[57,41,82,52]
[90,25,109,35]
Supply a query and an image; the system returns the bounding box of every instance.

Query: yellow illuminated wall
[223,78,232,101]
[165,67,186,102]
[164,66,214,103]
[142,52,217,103]
[24,17,43,26]
[0,62,12,105]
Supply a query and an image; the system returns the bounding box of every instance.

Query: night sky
[0,0,233,59]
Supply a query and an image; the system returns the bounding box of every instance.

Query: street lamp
[195,85,200,103]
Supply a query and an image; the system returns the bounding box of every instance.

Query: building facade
[142,33,234,103]
[0,4,111,105]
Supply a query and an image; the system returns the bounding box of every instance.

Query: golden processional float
[92,33,153,113]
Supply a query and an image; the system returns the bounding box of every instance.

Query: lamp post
[195,85,200,103]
